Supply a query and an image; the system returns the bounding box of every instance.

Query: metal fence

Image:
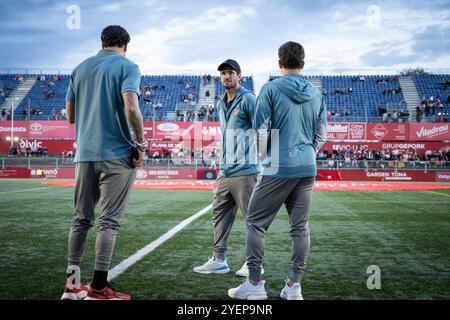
[1,157,449,172]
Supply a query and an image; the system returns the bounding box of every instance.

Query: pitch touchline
[108,203,213,281]
[423,190,450,198]
[0,186,53,195]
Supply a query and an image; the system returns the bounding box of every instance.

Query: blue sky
[1,0,450,92]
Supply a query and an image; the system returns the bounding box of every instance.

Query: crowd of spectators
[316,145,450,169]
[175,104,218,122]
[8,145,49,157]
[378,105,410,122]
[416,95,448,123]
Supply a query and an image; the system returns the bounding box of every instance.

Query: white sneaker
[228,279,268,300]
[193,257,230,274]
[235,262,265,277]
[280,281,303,300]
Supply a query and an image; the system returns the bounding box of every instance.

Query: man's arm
[66,100,75,124]
[123,91,145,142]
[253,85,272,163]
[123,91,146,167]
[313,96,327,153]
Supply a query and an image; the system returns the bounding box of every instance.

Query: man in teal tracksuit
[194,59,263,277]
[228,42,327,300]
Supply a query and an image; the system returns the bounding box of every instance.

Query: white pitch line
[108,203,213,281]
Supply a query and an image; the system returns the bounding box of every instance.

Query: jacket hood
[221,85,251,102]
[272,74,318,104]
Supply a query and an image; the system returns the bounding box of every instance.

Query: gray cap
[217,59,241,74]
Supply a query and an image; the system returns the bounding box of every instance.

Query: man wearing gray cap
[193,59,263,277]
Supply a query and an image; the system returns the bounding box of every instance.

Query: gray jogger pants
[212,174,258,260]
[246,175,315,282]
[67,158,136,272]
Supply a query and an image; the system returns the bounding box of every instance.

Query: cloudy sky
[1,0,450,92]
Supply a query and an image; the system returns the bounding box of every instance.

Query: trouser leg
[94,159,136,271]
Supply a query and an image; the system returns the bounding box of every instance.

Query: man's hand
[133,149,146,168]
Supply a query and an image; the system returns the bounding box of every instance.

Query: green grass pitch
[0,179,449,300]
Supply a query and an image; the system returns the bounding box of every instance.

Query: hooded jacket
[253,73,327,178]
[217,86,260,177]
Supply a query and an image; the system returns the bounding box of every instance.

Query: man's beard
[223,82,237,90]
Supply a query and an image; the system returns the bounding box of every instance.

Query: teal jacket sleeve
[253,84,273,162]
[313,95,327,152]
[253,84,272,131]
[242,92,257,125]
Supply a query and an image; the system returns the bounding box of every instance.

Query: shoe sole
[228,291,268,300]
[61,291,88,300]
[235,269,265,277]
[84,296,130,300]
[280,291,303,300]
[193,267,230,274]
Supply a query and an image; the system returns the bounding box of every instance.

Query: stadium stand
[414,74,450,122]
[320,75,405,122]
[1,73,449,123]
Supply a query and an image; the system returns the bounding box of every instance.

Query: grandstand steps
[399,76,421,121]
[308,77,323,91]
[0,77,36,111]
[198,80,216,107]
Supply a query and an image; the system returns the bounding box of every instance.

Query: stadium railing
[1,157,449,171]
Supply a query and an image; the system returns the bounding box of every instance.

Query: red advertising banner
[409,123,450,141]
[326,123,367,140]
[0,168,30,178]
[135,167,196,179]
[320,141,449,156]
[436,171,450,182]
[366,123,409,141]
[0,121,28,138]
[338,170,448,182]
[1,122,448,144]
[0,139,76,153]
[1,166,448,182]
[0,121,75,139]
[146,121,220,141]
[317,170,342,181]
[29,167,75,178]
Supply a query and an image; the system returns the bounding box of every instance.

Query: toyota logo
[30,123,43,131]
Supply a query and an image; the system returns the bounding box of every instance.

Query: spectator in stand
[8,145,17,157]
[398,110,410,122]
[51,107,58,120]
[391,111,398,122]
[425,149,433,161]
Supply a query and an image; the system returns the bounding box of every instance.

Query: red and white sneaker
[61,283,89,300]
[85,285,131,300]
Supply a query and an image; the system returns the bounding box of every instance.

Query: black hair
[101,25,130,48]
[278,41,305,69]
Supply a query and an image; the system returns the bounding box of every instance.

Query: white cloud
[128,6,257,71]
[98,3,122,12]
[52,1,450,93]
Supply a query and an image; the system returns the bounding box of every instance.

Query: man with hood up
[228,41,327,300]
